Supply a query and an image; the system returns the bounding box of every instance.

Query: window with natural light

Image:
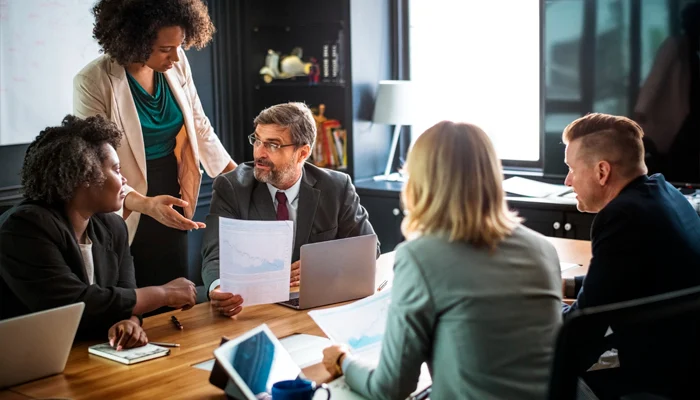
[409,0,541,162]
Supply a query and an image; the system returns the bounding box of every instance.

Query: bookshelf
[236,0,394,179]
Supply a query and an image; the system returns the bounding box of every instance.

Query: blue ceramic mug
[271,379,331,400]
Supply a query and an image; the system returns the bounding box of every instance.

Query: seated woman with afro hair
[0,115,197,349]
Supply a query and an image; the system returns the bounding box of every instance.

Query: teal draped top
[126,71,184,160]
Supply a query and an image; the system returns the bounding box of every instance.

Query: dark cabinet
[356,180,406,253]
[360,194,405,253]
[355,179,597,249]
[515,208,566,238]
[563,212,596,240]
[510,200,595,240]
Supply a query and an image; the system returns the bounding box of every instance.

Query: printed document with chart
[308,289,392,364]
[219,217,293,306]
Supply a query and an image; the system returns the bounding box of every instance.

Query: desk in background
[355,179,596,255]
[6,238,591,400]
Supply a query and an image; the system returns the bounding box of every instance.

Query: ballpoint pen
[150,342,180,348]
[413,385,431,400]
[377,280,388,292]
[171,315,183,330]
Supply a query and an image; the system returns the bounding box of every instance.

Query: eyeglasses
[248,133,298,153]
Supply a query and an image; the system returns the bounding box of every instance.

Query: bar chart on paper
[308,289,392,364]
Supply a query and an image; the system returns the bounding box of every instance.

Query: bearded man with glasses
[201,102,379,317]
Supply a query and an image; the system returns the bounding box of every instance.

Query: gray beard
[254,164,299,188]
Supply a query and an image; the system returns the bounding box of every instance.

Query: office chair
[547,285,700,400]
[0,204,13,218]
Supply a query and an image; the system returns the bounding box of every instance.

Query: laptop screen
[227,330,301,397]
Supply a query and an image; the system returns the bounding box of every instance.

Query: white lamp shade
[372,80,416,125]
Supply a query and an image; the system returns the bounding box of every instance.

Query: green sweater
[344,227,563,400]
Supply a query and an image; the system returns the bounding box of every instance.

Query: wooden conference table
[3,237,591,400]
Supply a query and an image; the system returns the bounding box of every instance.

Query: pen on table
[171,315,183,330]
[150,342,180,348]
[377,280,388,292]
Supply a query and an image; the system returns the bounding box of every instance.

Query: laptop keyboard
[284,297,300,307]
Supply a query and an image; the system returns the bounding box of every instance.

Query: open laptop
[213,324,366,400]
[278,234,377,310]
[0,302,84,388]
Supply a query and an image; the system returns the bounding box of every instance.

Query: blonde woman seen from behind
[322,121,563,400]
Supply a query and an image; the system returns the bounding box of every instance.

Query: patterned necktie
[275,191,289,220]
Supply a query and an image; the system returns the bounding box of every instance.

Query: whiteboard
[0,0,101,145]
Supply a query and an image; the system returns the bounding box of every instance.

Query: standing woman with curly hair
[0,115,197,347]
[74,0,236,291]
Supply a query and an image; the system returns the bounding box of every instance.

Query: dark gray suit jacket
[201,162,379,291]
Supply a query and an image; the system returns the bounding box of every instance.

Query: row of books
[321,30,344,83]
[311,119,347,170]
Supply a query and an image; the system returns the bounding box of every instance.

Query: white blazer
[73,48,232,244]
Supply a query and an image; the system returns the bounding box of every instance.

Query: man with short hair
[562,112,700,398]
[201,102,378,317]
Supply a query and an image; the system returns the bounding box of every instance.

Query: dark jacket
[0,200,138,338]
[201,162,379,291]
[566,174,700,398]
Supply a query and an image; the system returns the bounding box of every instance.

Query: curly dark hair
[92,0,215,65]
[21,115,123,205]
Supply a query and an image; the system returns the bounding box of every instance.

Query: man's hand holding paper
[210,287,244,317]
[290,260,301,287]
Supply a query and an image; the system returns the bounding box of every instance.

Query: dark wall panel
[349,0,393,180]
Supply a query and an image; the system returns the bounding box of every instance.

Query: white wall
[0,0,101,145]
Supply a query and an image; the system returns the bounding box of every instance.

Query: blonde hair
[401,121,521,248]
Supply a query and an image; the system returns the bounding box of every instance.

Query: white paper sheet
[560,262,582,272]
[503,176,572,198]
[279,334,332,368]
[219,218,293,306]
[308,289,392,364]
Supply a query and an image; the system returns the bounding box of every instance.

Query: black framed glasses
[247,133,298,153]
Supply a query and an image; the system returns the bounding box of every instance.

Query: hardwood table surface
[6,237,591,400]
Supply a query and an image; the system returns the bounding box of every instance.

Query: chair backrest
[548,285,700,400]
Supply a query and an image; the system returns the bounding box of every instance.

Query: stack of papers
[503,176,572,198]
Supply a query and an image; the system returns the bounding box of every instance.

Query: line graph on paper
[218,218,293,276]
[308,289,392,364]
[221,238,285,273]
[217,218,293,305]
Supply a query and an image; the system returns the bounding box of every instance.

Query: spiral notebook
[88,343,170,365]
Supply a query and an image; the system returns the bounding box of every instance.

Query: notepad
[88,343,170,365]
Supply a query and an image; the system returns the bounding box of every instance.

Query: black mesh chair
[548,285,700,400]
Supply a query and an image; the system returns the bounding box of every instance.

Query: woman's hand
[145,195,206,231]
[108,317,148,351]
[162,277,197,310]
[322,345,350,378]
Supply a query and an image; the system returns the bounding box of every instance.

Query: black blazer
[201,162,379,291]
[566,174,700,397]
[0,200,137,338]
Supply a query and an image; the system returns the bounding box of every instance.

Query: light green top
[344,226,563,400]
